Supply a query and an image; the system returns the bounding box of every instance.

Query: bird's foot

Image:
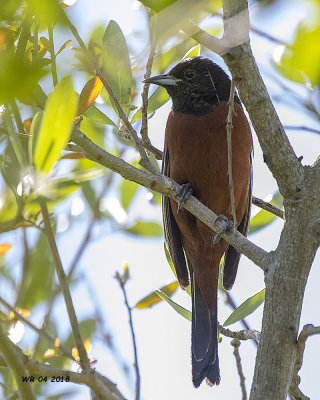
[212,214,233,244]
[177,183,193,213]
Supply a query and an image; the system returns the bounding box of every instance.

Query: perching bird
[144,57,252,387]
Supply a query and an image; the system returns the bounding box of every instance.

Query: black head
[143,57,239,115]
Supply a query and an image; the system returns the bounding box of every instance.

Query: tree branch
[116,271,140,400]
[219,325,260,342]
[71,127,269,271]
[0,296,75,361]
[140,37,156,147]
[0,336,127,400]
[289,324,320,400]
[231,339,247,400]
[39,200,91,373]
[252,196,284,219]
[0,322,35,400]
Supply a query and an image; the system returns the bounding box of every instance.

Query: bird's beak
[142,74,179,86]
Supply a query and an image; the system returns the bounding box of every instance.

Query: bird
[143,56,253,388]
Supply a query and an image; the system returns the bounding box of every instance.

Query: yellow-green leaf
[135,281,179,309]
[223,289,265,327]
[126,221,163,236]
[156,289,191,321]
[34,76,78,173]
[84,105,116,126]
[56,39,72,56]
[119,179,139,211]
[182,44,201,59]
[77,76,103,116]
[102,20,132,110]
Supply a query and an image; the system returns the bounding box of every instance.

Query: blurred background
[0,0,319,399]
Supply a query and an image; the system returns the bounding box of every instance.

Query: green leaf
[272,19,320,85]
[126,221,163,236]
[3,110,27,170]
[183,44,201,59]
[223,288,265,327]
[102,20,132,110]
[84,105,116,126]
[34,76,78,173]
[135,281,179,309]
[16,232,55,310]
[130,87,169,123]
[77,76,103,116]
[81,181,98,215]
[156,289,191,321]
[119,179,139,211]
[65,319,97,350]
[138,0,178,12]
[29,111,43,166]
[56,39,72,56]
[0,52,47,104]
[249,191,283,234]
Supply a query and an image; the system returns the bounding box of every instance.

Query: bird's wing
[162,149,190,288]
[222,153,253,291]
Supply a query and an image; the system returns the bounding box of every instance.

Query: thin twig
[289,324,320,400]
[116,274,140,400]
[15,7,32,59]
[0,296,75,361]
[39,199,91,373]
[223,291,259,346]
[219,325,260,342]
[226,80,237,231]
[10,100,24,133]
[33,174,114,360]
[1,337,127,400]
[231,339,247,400]
[284,125,320,135]
[68,173,113,277]
[48,25,58,87]
[96,68,156,173]
[252,196,284,219]
[15,229,32,307]
[31,19,39,64]
[140,40,156,146]
[250,25,287,45]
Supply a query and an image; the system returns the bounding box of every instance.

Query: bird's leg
[177,183,193,213]
[212,214,233,244]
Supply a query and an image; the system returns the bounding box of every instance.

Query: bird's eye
[184,70,195,80]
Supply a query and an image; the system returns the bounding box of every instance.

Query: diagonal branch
[71,128,269,271]
[0,336,127,400]
[219,325,260,342]
[0,322,35,400]
[0,296,75,361]
[39,200,91,373]
[252,196,284,219]
[289,324,320,400]
[231,339,247,400]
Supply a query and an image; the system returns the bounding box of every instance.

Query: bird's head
[143,57,237,115]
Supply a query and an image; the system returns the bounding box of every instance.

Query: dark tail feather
[190,263,220,388]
